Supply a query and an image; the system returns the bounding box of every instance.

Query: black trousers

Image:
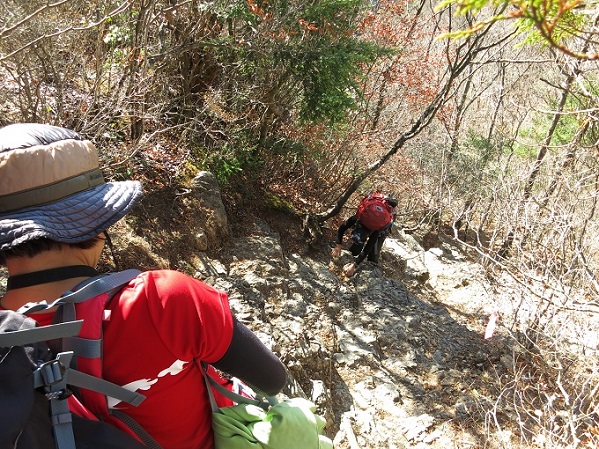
[349,234,386,263]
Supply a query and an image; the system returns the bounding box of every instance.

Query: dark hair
[0,237,102,265]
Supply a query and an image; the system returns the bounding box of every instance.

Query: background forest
[1,0,599,447]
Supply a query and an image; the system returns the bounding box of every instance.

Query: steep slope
[0,172,518,448]
[196,216,516,448]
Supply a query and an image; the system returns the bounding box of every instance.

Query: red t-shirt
[29,269,234,449]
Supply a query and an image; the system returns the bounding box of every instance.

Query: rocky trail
[197,216,517,449]
[0,172,522,449]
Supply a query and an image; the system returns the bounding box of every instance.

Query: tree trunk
[311,30,498,228]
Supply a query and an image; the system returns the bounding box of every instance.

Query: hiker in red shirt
[332,193,398,276]
[0,123,287,449]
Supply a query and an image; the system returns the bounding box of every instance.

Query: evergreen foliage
[436,0,598,59]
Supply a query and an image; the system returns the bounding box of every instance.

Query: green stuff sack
[202,365,333,449]
[213,404,265,447]
[212,397,333,449]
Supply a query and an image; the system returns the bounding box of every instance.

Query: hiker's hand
[344,263,356,277]
[332,244,342,258]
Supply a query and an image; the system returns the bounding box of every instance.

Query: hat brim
[0,180,142,251]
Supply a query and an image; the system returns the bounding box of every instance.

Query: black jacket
[336,215,393,265]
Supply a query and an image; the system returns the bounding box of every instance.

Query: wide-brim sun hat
[0,123,143,251]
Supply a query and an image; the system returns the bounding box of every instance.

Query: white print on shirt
[158,359,187,377]
[108,359,189,408]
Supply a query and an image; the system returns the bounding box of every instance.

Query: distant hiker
[0,123,287,449]
[332,192,398,276]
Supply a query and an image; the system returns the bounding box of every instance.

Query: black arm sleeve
[355,230,380,265]
[212,317,287,396]
[336,216,358,244]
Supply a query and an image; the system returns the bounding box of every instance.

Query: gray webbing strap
[59,269,141,367]
[0,321,83,347]
[111,410,163,449]
[59,269,141,306]
[33,354,146,406]
[67,370,145,406]
[200,363,273,411]
[4,269,144,449]
[46,352,76,449]
[17,269,142,315]
[201,365,221,413]
[61,336,101,358]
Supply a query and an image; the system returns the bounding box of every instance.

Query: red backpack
[0,270,162,449]
[356,193,394,231]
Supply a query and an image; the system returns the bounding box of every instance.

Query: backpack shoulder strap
[32,364,145,407]
[34,349,146,449]
[200,363,274,412]
[0,270,153,449]
[0,320,82,347]
[0,313,146,449]
[16,269,142,315]
[61,269,142,306]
